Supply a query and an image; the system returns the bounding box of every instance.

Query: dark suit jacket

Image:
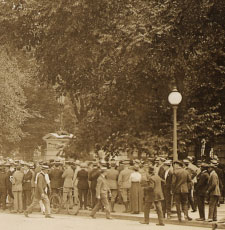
[172,167,191,194]
[195,170,209,196]
[144,174,164,202]
[89,168,101,190]
[49,168,63,189]
[0,172,7,190]
[77,169,89,190]
[23,170,32,191]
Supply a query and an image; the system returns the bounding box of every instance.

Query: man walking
[24,165,53,218]
[90,167,112,219]
[140,166,164,226]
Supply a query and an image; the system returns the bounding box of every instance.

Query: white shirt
[130,171,142,182]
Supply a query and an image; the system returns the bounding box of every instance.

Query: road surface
[0,212,215,230]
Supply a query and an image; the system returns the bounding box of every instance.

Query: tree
[1,0,224,159]
[0,47,31,155]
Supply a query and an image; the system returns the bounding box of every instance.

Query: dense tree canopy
[1,0,224,159]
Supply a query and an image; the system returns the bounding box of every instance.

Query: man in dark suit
[77,163,89,210]
[49,162,63,194]
[140,166,164,226]
[22,164,33,210]
[0,166,7,210]
[195,163,209,221]
[158,160,173,219]
[172,161,192,222]
[89,163,101,208]
[205,164,221,222]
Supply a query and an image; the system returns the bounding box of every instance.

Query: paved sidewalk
[76,203,225,229]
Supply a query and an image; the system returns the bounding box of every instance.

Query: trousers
[13,191,23,212]
[208,195,219,220]
[78,189,88,208]
[144,201,164,224]
[0,189,7,209]
[26,194,51,216]
[197,195,206,219]
[23,190,32,210]
[91,193,111,218]
[174,193,189,220]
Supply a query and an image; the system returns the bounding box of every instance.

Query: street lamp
[168,87,182,161]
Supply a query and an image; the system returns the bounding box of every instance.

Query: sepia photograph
[0,1,224,230]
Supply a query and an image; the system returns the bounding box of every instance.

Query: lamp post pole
[168,87,182,162]
[173,105,178,161]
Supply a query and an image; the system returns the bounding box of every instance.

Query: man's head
[100,166,108,176]
[207,164,215,173]
[42,165,49,173]
[173,160,183,169]
[183,159,190,167]
[148,166,154,175]
[201,163,208,171]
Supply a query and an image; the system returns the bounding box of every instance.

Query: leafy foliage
[0,0,224,159]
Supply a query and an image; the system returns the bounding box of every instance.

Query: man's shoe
[185,216,192,221]
[212,223,218,230]
[139,221,149,225]
[156,223,165,226]
[196,218,205,221]
[24,211,29,217]
[90,215,96,219]
[45,215,54,218]
[106,217,113,220]
[131,212,139,214]
[191,209,197,212]
[205,219,213,222]
[10,210,17,213]
[217,219,225,223]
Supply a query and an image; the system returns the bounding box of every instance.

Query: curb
[75,210,223,229]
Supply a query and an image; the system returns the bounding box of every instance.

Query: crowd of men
[0,156,225,226]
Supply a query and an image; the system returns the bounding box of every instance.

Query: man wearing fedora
[90,166,112,219]
[205,163,221,222]
[76,162,89,210]
[62,162,74,208]
[172,160,192,222]
[118,161,133,213]
[24,165,53,218]
[22,164,33,211]
[158,160,173,219]
[49,162,63,195]
[195,162,209,221]
[106,162,119,212]
[140,165,164,226]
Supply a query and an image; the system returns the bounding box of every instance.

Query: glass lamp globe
[168,88,182,105]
